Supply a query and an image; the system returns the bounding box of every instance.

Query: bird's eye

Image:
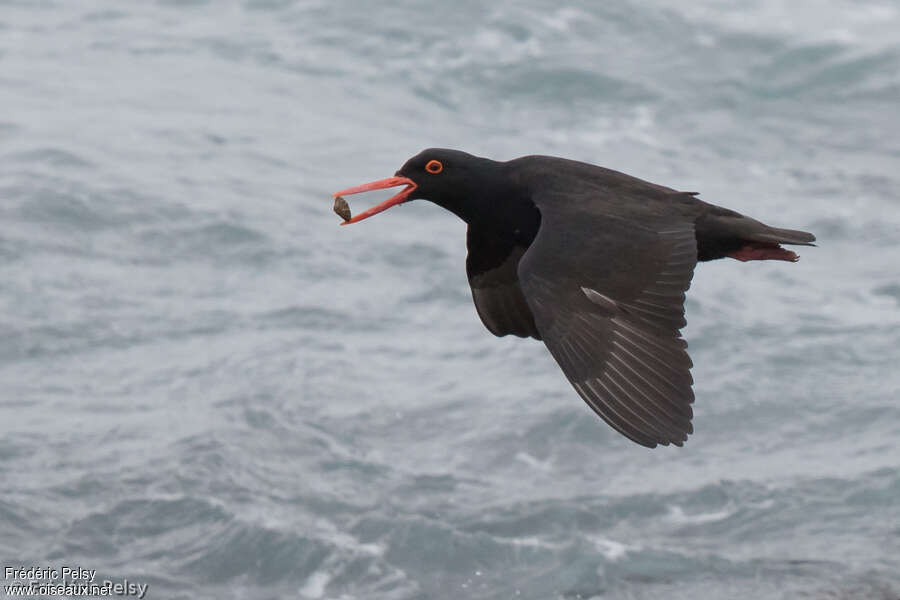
[425,160,443,174]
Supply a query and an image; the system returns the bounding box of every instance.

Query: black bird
[334,149,815,448]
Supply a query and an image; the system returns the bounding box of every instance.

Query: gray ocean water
[2,1,899,598]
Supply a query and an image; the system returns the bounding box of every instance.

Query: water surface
[1,1,898,598]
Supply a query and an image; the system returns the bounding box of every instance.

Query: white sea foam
[666,505,734,525]
[299,571,331,599]
[591,537,633,561]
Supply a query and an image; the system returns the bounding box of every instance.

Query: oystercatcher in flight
[334,149,815,448]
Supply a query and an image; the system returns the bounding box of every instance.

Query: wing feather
[466,238,541,340]
[518,206,698,448]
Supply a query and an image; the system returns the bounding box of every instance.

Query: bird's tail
[744,225,817,247]
[697,213,816,262]
[727,221,816,262]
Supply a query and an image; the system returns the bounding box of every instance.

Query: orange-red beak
[333,176,417,225]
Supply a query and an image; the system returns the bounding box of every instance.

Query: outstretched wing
[466,226,541,339]
[517,203,697,447]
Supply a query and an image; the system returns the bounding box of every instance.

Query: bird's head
[333,148,510,226]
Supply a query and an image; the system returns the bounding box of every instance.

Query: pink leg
[727,243,799,262]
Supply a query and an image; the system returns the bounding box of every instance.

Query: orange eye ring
[425,159,443,174]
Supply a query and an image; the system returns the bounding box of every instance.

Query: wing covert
[466,226,541,339]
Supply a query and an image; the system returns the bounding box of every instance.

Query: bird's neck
[437,180,541,248]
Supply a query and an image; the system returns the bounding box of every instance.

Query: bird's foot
[727,243,799,262]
